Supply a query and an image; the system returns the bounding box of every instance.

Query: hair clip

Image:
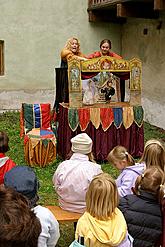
[141,174,144,178]
[138,185,141,194]
[125,151,128,156]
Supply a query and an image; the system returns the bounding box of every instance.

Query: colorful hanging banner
[66,105,144,132]
[78,108,90,131]
[90,108,100,129]
[68,108,79,131]
[133,106,144,127]
[100,108,114,131]
[123,107,134,129]
[113,108,123,129]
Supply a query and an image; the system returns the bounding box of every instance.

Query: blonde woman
[60,37,87,68]
[75,173,133,247]
[107,146,144,197]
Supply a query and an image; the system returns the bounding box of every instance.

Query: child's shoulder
[33,205,58,221]
[124,162,145,174]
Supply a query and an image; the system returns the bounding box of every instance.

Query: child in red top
[0,131,16,184]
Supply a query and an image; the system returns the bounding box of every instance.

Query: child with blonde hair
[75,173,133,247]
[139,139,165,172]
[119,167,165,247]
[107,146,144,197]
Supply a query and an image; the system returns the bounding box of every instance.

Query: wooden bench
[46,205,82,223]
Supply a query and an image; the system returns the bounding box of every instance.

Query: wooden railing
[88,0,164,21]
[88,0,127,9]
[87,0,128,22]
[89,0,115,4]
[88,0,165,10]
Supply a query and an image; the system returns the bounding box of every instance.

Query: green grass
[0,111,165,246]
[143,121,165,142]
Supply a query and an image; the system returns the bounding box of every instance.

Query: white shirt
[53,153,102,213]
[33,205,60,247]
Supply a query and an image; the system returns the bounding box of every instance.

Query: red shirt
[87,51,122,59]
[0,153,16,184]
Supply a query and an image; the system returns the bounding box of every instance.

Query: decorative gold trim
[68,59,82,108]
[130,58,142,91]
[68,59,81,92]
[68,57,142,107]
[81,56,130,72]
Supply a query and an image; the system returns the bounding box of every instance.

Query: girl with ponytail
[119,167,165,247]
[107,146,144,197]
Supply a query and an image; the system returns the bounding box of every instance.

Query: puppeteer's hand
[82,57,88,61]
[78,57,88,61]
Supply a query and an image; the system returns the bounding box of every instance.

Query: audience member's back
[139,139,165,172]
[107,145,144,197]
[75,173,133,247]
[53,133,102,213]
[119,167,165,247]
[0,186,41,247]
[4,165,60,247]
[0,131,16,184]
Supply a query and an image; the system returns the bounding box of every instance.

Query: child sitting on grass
[0,131,16,184]
[0,186,41,247]
[139,139,165,172]
[75,173,133,247]
[119,167,165,247]
[53,133,102,213]
[4,165,60,247]
[107,145,144,197]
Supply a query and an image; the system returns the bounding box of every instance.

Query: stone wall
[122,15,165,129]
[0,0,121,110]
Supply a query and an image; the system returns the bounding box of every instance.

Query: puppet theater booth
[55,56,144,161]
